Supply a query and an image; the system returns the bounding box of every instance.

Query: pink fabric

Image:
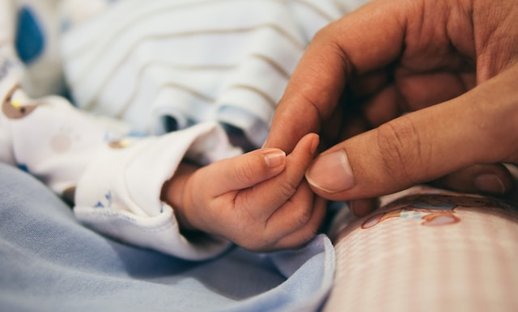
[326,189,518,311]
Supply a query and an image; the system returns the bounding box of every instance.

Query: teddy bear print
[49,126,82,154]
[2,86,38,119]
[361,194,515,230]
[104,130,146,149]
[108,138,132,149]
[361,194,463,229]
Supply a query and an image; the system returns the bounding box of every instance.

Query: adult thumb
[305,66,518,201]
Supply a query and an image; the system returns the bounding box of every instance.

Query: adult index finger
[264,0,407,152]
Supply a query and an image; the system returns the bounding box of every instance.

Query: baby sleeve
[0,47,238,260]
[74,123,239,260]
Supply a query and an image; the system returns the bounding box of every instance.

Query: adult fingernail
[264,150,286,168]
[306,149,354,193]
[474,174,507,194]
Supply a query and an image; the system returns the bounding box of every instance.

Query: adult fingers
[433,164,514,195]
[361,71,473,128]
[305,65,518,201]
[264,0,408,152]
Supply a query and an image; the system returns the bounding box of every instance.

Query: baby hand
[162,134,325,251]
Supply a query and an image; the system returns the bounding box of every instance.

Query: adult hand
[264,0,518,214]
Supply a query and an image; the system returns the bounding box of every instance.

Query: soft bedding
[0,164,334,312]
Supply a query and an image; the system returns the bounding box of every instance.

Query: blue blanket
[0,164,335,312]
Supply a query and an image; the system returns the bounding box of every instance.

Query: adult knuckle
[376,116,426,182]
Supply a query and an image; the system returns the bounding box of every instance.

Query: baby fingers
[204,148,287,196]
[234,133,319,220]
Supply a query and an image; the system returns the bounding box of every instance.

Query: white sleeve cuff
[74,122,241,260]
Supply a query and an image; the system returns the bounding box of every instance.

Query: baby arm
[161,133,326,251]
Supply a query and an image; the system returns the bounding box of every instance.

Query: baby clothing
[58,0,368,146]
[0,0,367,259]
[0,50,241,259]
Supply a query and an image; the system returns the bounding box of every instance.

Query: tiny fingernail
[264,150,286,168]
[306,149,355,193]
[474,174,507,194]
